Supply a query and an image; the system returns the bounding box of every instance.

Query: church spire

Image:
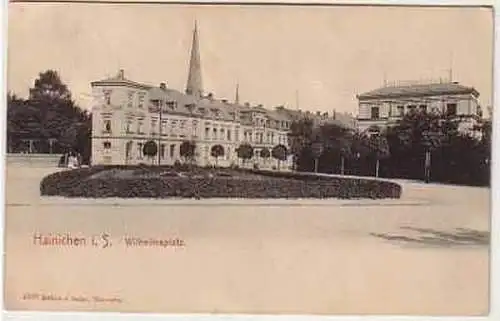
[186,20,203,98]
[235,83,240,104]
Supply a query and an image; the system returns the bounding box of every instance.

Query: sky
[7,3,494,115]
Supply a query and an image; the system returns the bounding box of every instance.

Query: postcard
[3,1,493,316]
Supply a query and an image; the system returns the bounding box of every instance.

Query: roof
[91,72,151,90]
[91,72,356,127]
[357,82,479,100]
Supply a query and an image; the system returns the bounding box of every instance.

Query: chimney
[244,102,250,107]
[221,99,228,104]
[207,92,214,100]
[118,69,124,79]
[316,111,321,116]
[159,82,166,90]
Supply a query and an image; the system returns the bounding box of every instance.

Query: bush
[40,165,402,199]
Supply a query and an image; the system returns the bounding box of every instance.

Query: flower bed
[40,165,402,199]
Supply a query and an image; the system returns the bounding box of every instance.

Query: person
[67,152,79,169]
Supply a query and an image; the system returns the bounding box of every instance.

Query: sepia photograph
[3,1,494,316]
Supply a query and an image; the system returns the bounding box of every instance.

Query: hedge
[40,166,402,199]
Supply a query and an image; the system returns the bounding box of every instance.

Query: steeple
[186,20,203,98]
[235,83,240,104]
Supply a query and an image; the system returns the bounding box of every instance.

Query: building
[90,22,352,169]
[356,80,483,137]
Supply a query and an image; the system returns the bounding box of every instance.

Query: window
[138,93,145,109]
[137,143,143,159]
[103,119,112,134]
[259,133,264,144]
[169,144,175,158]
[125,119,133,133]
[408,105,417,113]
[267,133,271,143]
[151,119,158,135]
[220,128,225,140]
[160,144,166,159]
[213,128,217,140]
[161,121,167,136]
[419,105,427,113]
[103,90,112,105]
[397,105,404,116]
[137,119,144,134]
[192,120,198,137]
[205,127,210,140]
[446,103,457,116]
[235,127,240,141]
[170,120,177,136]
[103,141,111,151]
[227,130,231,141]
[179,120,187,137]
[370,106,380,119]
[127,91,134,108]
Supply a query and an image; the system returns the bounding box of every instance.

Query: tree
[310,141,323,173]
[210,144,225,167]
[236,143,253,166]
[7,70,91,156]
[180,140,196,164]
[318,123,353,175]
[385,111,457,181]
[272,144,288,171]
[143,140,158,164]
[288,118,315,170]
[368,134,390,178]
[29,70,72,101]
[260,147,271,161]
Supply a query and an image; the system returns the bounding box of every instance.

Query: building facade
[356,80,483,137]
[90,23,351,169]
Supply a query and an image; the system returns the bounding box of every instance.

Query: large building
[90,22,352,169]
[356,80,484,137]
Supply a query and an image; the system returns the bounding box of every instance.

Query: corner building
[91,23,298,169]
[356,80,484,137]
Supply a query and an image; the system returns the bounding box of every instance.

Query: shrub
[40,165,402,199]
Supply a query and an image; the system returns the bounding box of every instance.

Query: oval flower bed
[40,165,402,199]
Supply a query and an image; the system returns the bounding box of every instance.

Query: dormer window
[167,101,177,109]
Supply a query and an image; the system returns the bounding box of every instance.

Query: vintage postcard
[3,1,493,316]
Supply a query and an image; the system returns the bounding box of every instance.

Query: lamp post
[158,101,162,166]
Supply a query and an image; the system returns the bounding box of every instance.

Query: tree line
[141,139,289,169]
[288,111,491,186]
[7,70,92,163]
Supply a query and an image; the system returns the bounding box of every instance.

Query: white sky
[7,3,493,115]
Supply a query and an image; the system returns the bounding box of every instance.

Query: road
[3,164,490,315]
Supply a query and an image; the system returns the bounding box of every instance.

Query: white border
[1,1,497,321]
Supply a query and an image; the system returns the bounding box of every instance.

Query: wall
[6,153,63,168]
